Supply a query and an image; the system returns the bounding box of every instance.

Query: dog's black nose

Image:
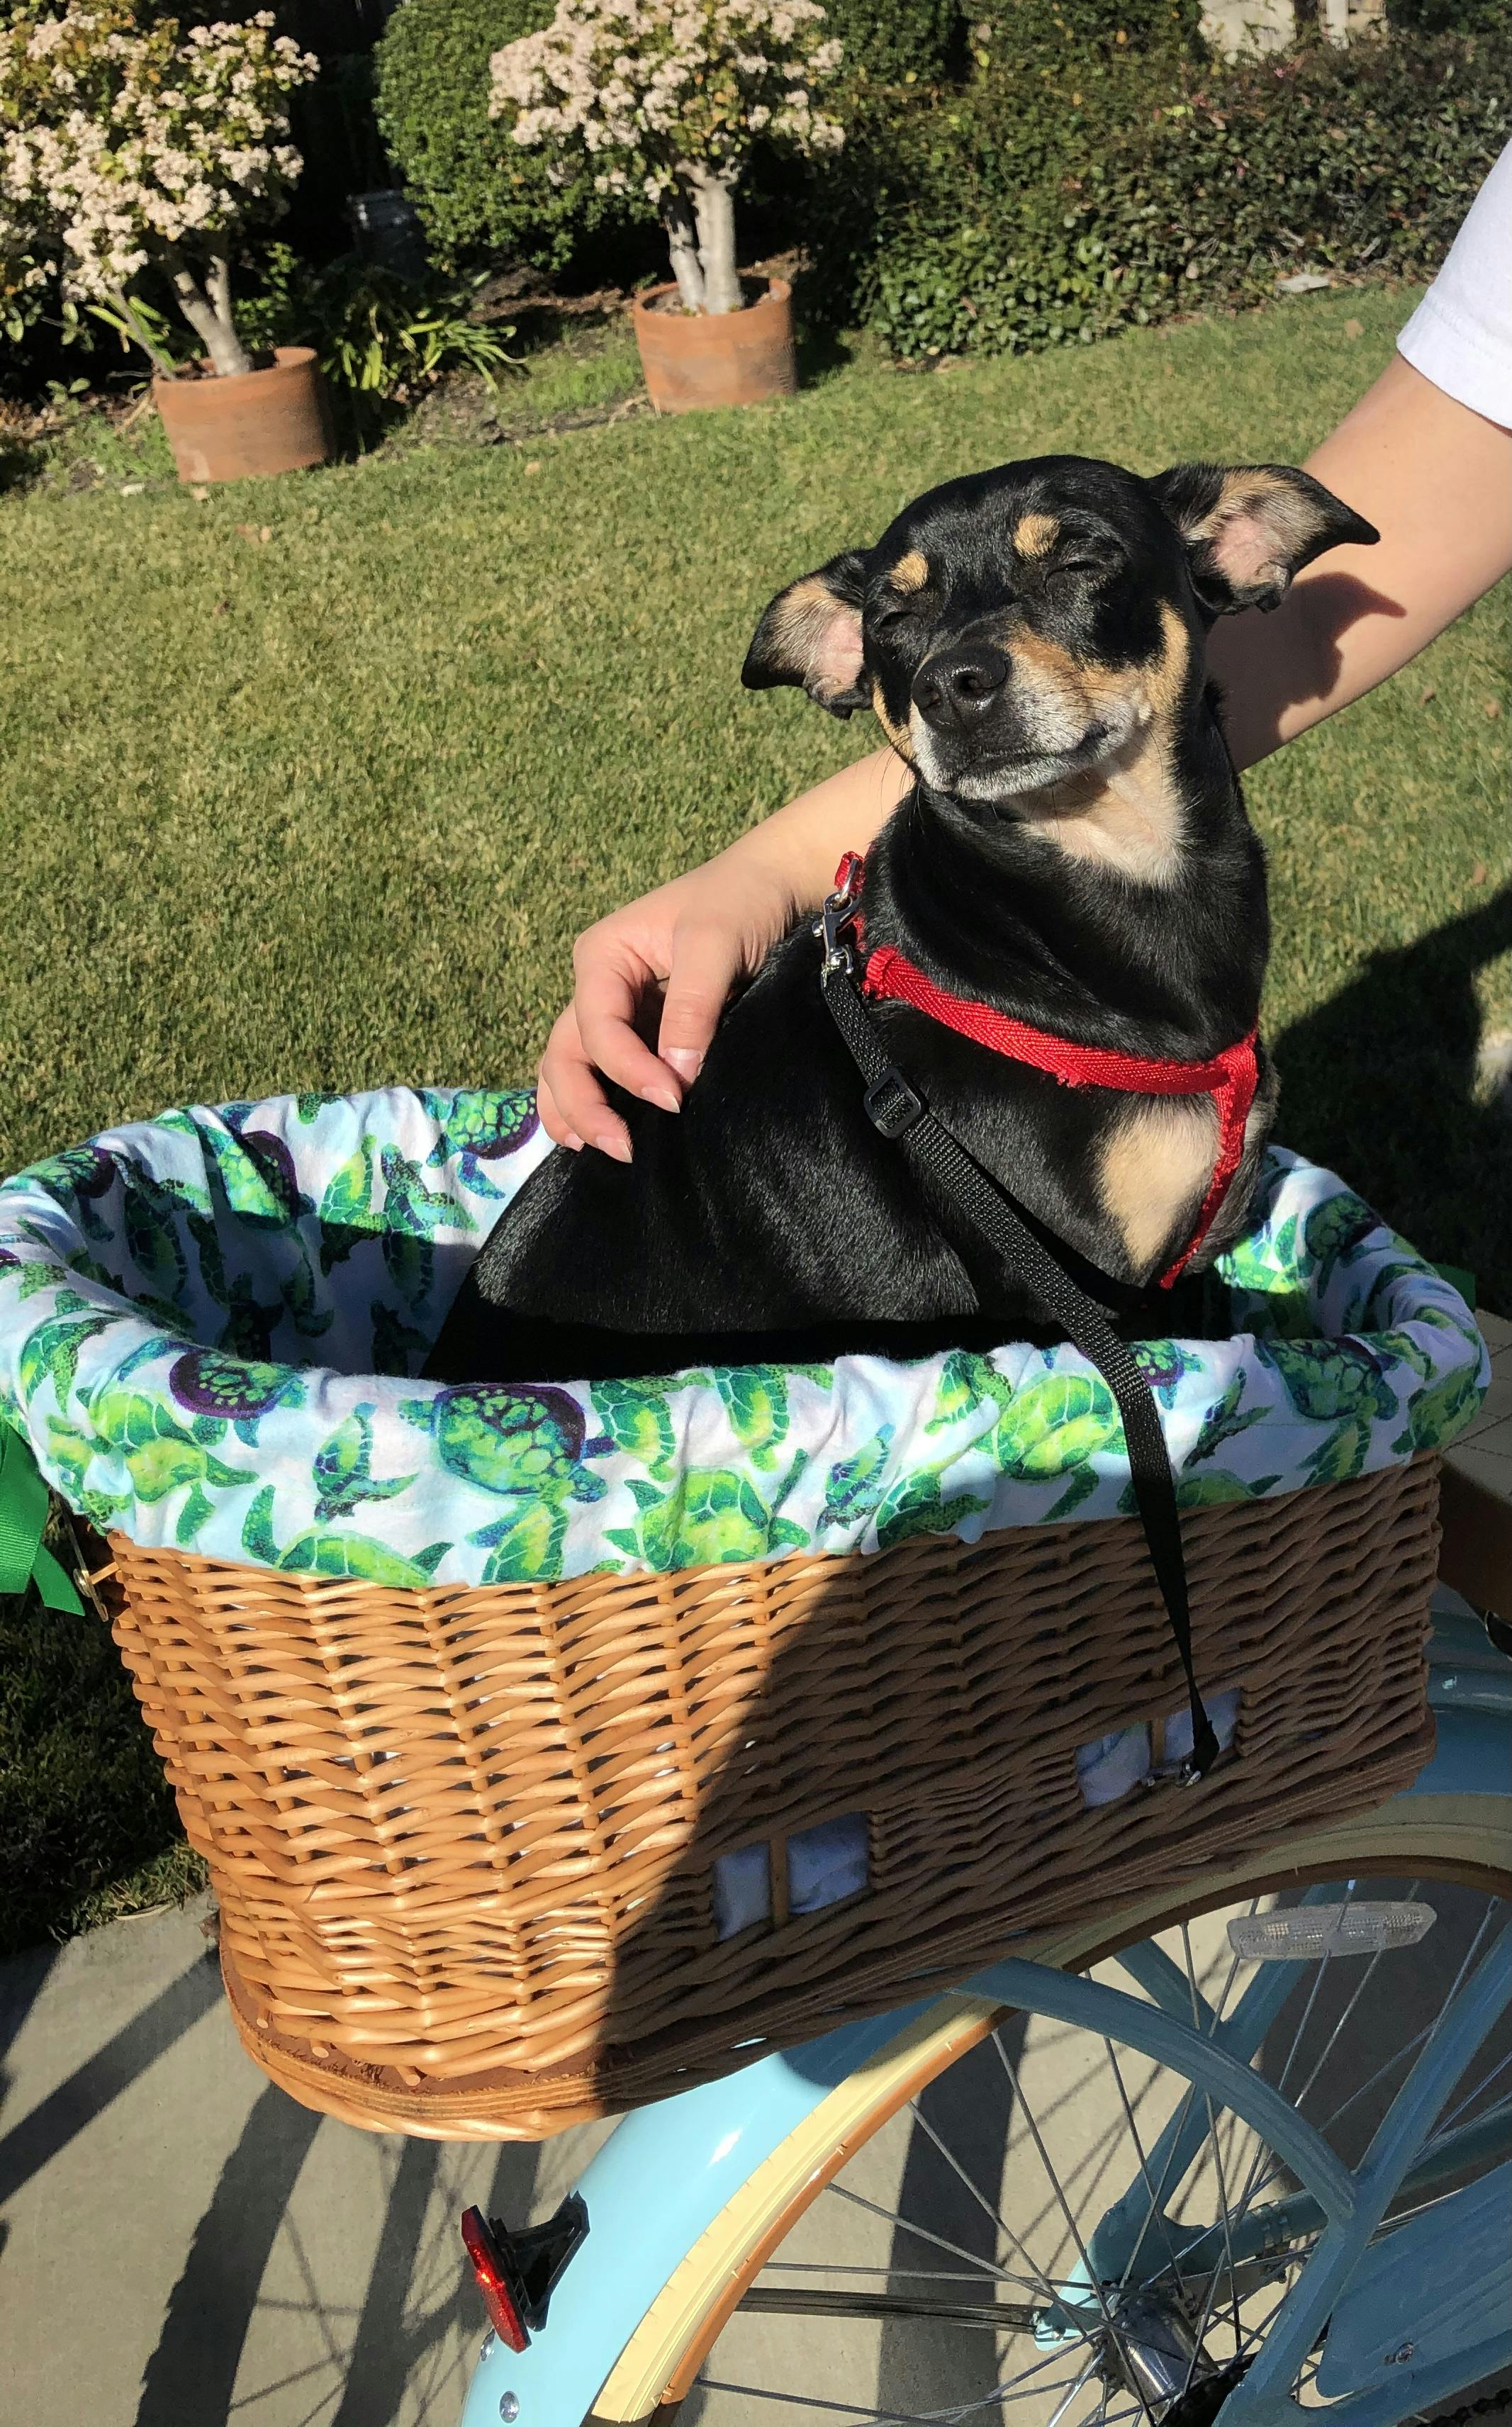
[912,643,1009,732]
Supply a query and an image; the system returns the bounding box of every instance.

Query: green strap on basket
[0,1420,84,1615]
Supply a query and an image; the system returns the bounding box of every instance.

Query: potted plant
[0,1,325,483]
[489,0,846,413]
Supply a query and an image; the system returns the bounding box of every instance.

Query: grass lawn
[1,282,1508,1952]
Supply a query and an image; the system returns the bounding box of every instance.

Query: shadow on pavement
[1272,880,1512,1309]
[130,2074,539,2427]
[0,1944,220,2210]
[135,2080,325,2427]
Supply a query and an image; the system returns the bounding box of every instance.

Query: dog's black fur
[427,453,1377,1386]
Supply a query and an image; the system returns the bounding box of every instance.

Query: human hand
[536,848,797,1160]
[537,747,909,1158]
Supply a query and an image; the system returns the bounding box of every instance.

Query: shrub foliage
[374,1,1501,361]
[375,0,623,272]
[834,22,1510,359]
[818,0,963,85]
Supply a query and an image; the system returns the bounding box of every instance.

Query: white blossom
[489,0,844,197]
[0,1,316,304]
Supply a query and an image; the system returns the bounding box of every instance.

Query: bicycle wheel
[590,1792,1512,2427]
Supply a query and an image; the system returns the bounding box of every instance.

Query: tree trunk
[663,192,706,312]
[165,247,253,377]
[689,168,742,315]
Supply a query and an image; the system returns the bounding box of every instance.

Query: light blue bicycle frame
[462,1639,1512,2427]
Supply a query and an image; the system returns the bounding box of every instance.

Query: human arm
[1209,353,1512,768]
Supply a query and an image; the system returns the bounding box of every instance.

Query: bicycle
[454,1565,1512,2427]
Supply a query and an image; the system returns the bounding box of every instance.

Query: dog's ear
[1148,462,1379,616]
[742,550,873,717]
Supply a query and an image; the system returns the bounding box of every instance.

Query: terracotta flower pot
[153,346,332,486]
[632,276,797,415]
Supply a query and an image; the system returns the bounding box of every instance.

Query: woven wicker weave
[99,1453,1439,2140]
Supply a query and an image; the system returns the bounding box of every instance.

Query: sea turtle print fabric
[0,1086,1488,1589]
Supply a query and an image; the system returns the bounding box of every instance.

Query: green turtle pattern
[420,1090,540,1196]
[0,1097,1489,1586]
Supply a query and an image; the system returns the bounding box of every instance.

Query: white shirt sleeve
[1397,141,1512,430]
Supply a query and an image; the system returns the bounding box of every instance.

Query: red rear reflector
[460,2206,530,2352]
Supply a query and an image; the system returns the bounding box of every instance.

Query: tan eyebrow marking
[1014,512,1059,558]
[890,549,930,593]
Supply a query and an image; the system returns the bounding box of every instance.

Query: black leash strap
[817,914,1219,1785]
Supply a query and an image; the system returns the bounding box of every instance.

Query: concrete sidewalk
[0,1896,608,2427]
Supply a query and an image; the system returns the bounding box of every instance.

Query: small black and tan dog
[428,453,1376,1387]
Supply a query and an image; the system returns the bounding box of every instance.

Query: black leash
[817,886,1219,1785]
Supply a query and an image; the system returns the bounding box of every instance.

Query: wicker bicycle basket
[4,1097,1472,2143]
[94,1453,1440,2141]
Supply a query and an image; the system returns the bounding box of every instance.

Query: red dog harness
[829,852,1258,1289]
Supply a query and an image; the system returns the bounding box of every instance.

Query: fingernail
[563,1131,584,1151]
[644,1082,681,1114]
[595,1128,633,1164]
[663,1048,702,1082]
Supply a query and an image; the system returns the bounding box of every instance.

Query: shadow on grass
[0,1585,194,1958]
[0,437,46,495]
[795,315,858,389]
[1272,880,1512,1313]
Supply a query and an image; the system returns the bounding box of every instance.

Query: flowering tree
[0,200,48,341]
[0,3,317,377]
[490,0,845,316]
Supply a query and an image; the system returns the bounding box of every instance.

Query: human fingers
[571,931,684,1127]
[537,1003,632,1161]
[534,1057,585,1153]
[656,916,749,1084]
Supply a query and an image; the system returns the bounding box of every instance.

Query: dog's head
[742,454,1377,807]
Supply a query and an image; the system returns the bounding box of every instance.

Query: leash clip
[817,850,865,978]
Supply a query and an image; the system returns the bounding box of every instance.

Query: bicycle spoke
[825,2180,1046,2294]
[1219,1880,1365,2234]
[992,2035,1159,2427]
[1286,1885,1423,2119]
[1113,2074,1202,2297]
[1430,2043,1512,2142]
[1179,2093,1246,2393]
[763,2265,1018,2282]
[700,2336,1104,2423]
[1229,1888,1506,2232]
[1102,2038,1185,2285]
[906,2097,1072,2314]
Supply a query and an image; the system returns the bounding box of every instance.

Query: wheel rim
[671,1868,1512,2425]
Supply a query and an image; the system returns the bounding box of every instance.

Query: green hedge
[836,25,1510,359]
[819,0,963,84]
[374,0,634,274]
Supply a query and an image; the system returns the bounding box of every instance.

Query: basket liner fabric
[0,1086,1486,1589]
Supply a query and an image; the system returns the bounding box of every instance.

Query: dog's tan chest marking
[1100,1097,1219,1277]
[1014,512,1059,558]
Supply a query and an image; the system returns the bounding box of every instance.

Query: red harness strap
[830,852,1258,1288]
